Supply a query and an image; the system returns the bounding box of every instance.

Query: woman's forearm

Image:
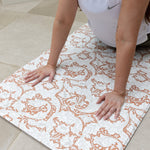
[47,19,73,67]
[113,42,136,96]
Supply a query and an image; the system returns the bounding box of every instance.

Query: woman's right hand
[23,64,56,87]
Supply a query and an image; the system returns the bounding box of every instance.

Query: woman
[23,0,150,121]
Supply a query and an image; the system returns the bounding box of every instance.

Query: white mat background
[0,23,150,150]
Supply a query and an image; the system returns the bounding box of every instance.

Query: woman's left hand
[95,91,125,120]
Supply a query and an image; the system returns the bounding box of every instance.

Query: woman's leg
[136,33,150,49]
[105,33,150,50]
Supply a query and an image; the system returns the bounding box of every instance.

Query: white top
[78,0,150,47]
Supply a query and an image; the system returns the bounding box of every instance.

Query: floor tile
[0,5,25,30]
[0,117,21,150]
[0,13,85,67]
[125,108,150,150]
[29,0,87,23]
[75,9,88,23]
[29,0,58,17]
[0,14,54,67]
[1,0,42,12]
[8,131,50,150]
[0,62,19,82]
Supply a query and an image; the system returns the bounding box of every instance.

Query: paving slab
[125,108,150,150]
[29,0,87,23]
[0,4,26,30]
[1,0,41,12]
[0,62,19,82]
[8,131,50,150]
[0,13,85,67]
[0,117,21,150]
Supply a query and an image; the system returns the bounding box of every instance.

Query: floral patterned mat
[0,23,150,150]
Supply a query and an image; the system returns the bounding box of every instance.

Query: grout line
[7,131,22,150]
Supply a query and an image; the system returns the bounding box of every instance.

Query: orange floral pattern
[0,23,150,150]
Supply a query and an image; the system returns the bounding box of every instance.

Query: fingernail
[98,117,101,120]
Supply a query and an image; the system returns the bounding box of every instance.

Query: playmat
[0,23,150,150]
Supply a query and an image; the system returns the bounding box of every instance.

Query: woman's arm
[47,0,78,67]
[24,0,79,86]
[114,0,149,96]
[95,0,149,120]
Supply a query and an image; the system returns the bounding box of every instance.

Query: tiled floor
[0,0,149,150]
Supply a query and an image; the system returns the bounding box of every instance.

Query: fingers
[24,73,40,83]
[26,70,36,76]
[96,94,105,104]
[49,73,55,82]
[95,101,108,116]
[95,91,124,121]
[103,107,116,120]
[115,107,121,119]
[31,75,44,87]
[97,104,111,120]
[24,71,37,80]
[96,105,121,120]
[23,65,57,87]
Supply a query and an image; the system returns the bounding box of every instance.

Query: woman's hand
[23,64,56,87]
[95,91,125,120]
